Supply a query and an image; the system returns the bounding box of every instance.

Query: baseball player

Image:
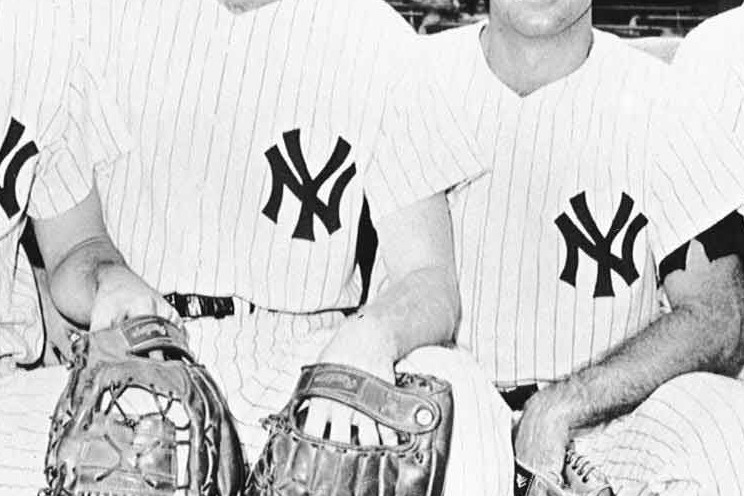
[0,0,514,494]
[416,1,744,494]
[0,0,132,490]
[673,5,744,144]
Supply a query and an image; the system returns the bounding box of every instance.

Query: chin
[502,2,590,38]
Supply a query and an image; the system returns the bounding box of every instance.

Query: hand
[514,389,573,490]
[90,263,181,332]
[301,315,398,446]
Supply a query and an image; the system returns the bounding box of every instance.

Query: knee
[650,372,742,404]
[638,372,744,434]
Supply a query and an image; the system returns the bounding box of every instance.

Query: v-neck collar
[471,20,608,104]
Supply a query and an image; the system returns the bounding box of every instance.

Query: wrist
[525,380,584,429]
[338,312,398,363]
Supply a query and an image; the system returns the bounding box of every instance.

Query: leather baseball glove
[41,315,246,496]
[515,452,615,496]
[245,363,453,496]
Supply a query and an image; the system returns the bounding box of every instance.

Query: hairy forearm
[541,267,744,430]
[48,235,126,326]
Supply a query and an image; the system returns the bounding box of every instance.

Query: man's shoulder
[590,29,672,98]
[676,7,743,66]
[685,7,743,47]
[418,22,484,71]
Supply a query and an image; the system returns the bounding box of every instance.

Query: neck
[217,0,279,14]
[481,12,593,96]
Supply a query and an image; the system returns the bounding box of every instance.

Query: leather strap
[292,363,442,434]
[120,315,191,358]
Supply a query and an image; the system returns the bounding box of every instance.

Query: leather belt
[164,293,359,320]
[164,293,238,319]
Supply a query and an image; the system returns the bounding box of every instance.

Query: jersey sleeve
[361,7,485,223]
[28,48,130,219]
[647,87,744,260]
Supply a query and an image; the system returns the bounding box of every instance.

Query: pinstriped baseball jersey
[673,7,744,144]
[426,23,744,386]
[0,0,128,365]
[47,0,481,315]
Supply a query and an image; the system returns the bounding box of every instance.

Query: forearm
[47,235,127,326]
[340,264,459,363]
[319,193,460,373]
[539,255,744,430]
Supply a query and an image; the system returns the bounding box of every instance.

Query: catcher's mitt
[41,315,246,496]
[246,363,453,496]
[515,452,615,496]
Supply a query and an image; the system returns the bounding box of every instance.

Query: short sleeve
[0,233,43,365]
[364,47,486,223]
[29,48,130,219]
[648,89,744,259]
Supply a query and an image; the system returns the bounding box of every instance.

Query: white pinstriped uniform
[0,0,129,491]
[0,0,127,369]
[674,6,744,145]
[423,23,744,495]
[0,1,514,494]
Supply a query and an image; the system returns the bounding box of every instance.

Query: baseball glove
[246,363,453,496]
[515,452,615,496]
[41,315,246,496]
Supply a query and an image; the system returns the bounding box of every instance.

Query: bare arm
[516,234,744,473]
[317,191,460,375]
[34,184,178,331]
[305,192,460,444]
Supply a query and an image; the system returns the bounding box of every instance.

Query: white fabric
[425,23,744,386]
[0,0,128,366]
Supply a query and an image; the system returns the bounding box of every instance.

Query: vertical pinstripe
[1,1,508,494]
[0,0,125,366]
[66,0,480,314]
[674,6,744,148]
[572,373,744,496]
[425,23,744,387]
[423,19,744,496]
[0,1,129,492]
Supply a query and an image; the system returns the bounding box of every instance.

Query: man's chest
[452,96,657,301]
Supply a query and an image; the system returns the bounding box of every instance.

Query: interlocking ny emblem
[262,129,357,241]
[0,118,39,218]
[555,192,648,298]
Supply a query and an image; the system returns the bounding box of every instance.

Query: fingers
[90,292,181,332]
[378,424,398,446]
[302,398,332,439]
[329,402,354,442]
[302,398,399,446]
[352,411,380,445]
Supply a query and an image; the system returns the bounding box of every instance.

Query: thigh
[573,373,744,496]
[399,346,514,496]
[0,366,67,496]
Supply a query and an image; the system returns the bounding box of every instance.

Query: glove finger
[329,402,354,443]
[378,424,398,446]
[302,398,332,439]
[351,410,379,446]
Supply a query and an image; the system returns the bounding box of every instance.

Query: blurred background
[389,0,740,36]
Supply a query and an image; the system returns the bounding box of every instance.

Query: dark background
[390,0,740,36]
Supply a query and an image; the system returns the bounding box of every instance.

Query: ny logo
[262,129,356,241]
[555,192,648,298]
[0,118,39,218]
